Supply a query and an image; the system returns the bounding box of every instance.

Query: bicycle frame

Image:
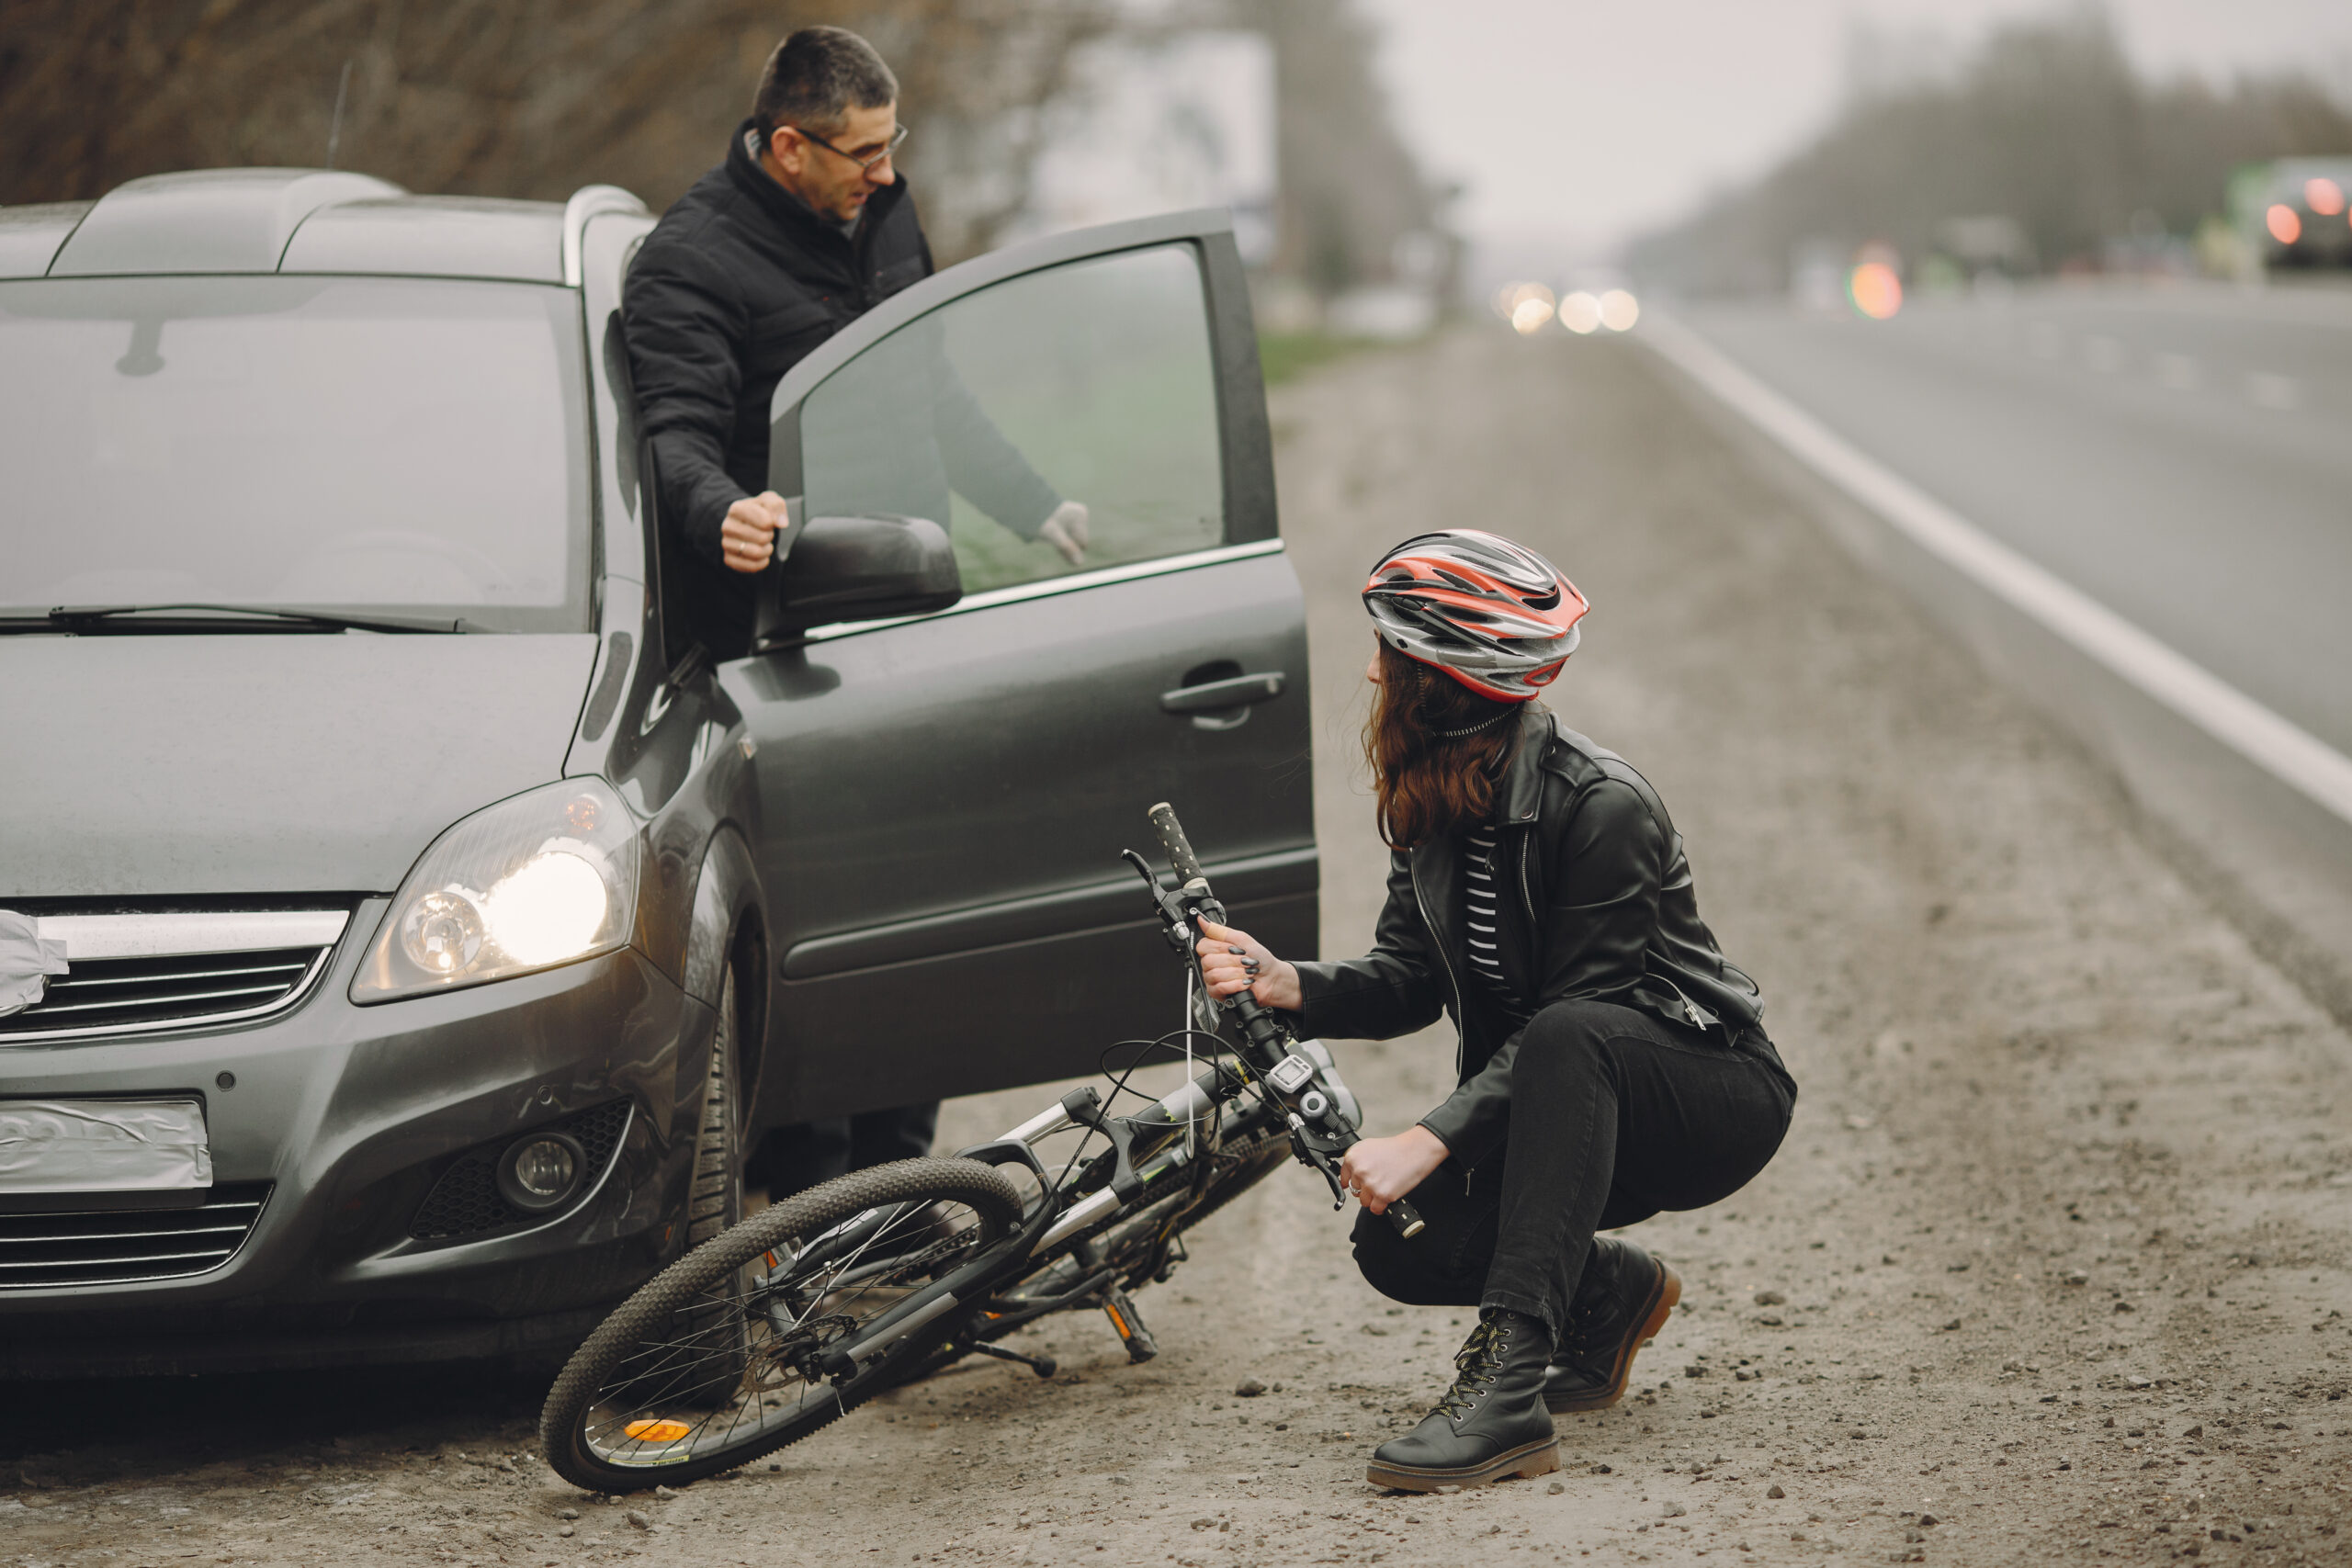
[789,803,1418,1387]
[800,1066,1250,1381]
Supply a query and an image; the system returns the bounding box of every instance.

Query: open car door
[726,210,1317,1123]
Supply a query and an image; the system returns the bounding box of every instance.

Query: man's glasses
[791,122,909,173]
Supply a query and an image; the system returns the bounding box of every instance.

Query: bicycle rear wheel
[1169,1115,1291,1240]
[540,1156,1023,1493]
[977,1110,1293,1331]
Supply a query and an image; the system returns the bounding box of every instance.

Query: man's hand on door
[1037,500,1091,567]
[720,491,793,573]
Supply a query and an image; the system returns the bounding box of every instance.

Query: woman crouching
[1196,529,1798,1494]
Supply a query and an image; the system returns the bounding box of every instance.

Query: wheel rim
[575,1194,1001,1471]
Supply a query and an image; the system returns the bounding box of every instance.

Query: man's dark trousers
[744,1106,942,1201]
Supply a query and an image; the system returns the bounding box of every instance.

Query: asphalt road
[1680,284,2352,757]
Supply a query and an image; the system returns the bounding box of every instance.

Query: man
[624,25,1089,661]
[623,26,1083,1198]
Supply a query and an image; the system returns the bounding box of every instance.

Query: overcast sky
[1359,0,2352,264]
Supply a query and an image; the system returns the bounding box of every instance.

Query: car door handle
[1160,671,1284,731]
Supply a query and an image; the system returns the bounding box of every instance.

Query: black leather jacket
[1291,706,1771,1169]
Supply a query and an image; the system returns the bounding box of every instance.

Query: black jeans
[1351,998,1794,1339]
[742,1101,941,1202]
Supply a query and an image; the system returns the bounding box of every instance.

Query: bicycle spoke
[572,1193,999,1471]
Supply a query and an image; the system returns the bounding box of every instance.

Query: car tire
[685,962,744,1249]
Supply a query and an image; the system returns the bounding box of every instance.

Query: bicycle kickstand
[972,1342,1059,1380]
[1101,1284,1159,1364]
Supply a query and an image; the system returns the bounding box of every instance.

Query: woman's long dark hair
[1365,639,1521,849]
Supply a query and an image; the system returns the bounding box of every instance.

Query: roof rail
[561,186,649,287]
[51,169,403,277]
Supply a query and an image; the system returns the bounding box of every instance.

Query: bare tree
[1217,0,1441,296]
[1630,6,2352,294]
[0,0,1106,262]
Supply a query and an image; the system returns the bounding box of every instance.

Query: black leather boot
[1543,1236,1681,1413]
[1366,1308,1559,1492]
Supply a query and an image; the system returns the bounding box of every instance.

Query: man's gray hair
[752,27,899,140]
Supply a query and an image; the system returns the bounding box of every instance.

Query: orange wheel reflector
[625,1418,693,1443]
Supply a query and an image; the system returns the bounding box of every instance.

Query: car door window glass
[799,243,1223,595]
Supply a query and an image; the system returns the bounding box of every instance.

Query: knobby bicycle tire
[540,1157,1023,1493]
[1086,1121,1292,1273]
[996,1121,1295,1334]
[1168,1123,1291,1240]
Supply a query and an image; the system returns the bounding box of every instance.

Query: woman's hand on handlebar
[1193,919,1302,1012]
[1339,1125,1450,1217]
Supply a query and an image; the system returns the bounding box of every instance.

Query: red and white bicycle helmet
[1362,530,1589,702]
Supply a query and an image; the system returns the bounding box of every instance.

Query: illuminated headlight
[353,778,639,1002]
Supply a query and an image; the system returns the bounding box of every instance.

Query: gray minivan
[0,170,1316,1374]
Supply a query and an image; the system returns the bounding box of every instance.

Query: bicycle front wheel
[540,1156,1023,1493]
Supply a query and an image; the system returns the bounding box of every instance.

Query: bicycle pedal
[1102,1286,1159,1364]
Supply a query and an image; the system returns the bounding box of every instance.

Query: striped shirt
[1461,825,1529,1022]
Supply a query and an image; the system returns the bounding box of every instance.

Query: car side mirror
[755,513,963,649]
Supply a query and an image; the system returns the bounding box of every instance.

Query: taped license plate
[0,1098,212,1209]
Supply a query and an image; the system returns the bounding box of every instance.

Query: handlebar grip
[1387,1198,1426,1239]
[1147,802,1204,884]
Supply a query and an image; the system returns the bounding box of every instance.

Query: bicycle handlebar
[1146,802,1423,1242]
[1147,802,1204,885]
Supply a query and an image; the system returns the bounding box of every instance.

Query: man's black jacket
[1291,705,1779,1171]
[622,120,1057,657]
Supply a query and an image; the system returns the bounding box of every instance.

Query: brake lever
[1286,1117,1427,1236]
[1300,1139,1348,1206]
[1123,848,1196,953]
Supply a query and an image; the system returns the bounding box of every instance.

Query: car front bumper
[0,897,714,1376]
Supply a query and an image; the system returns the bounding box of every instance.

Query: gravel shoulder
[8,327,2347,1568]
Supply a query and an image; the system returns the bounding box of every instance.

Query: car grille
[0,1182,271,1289]
[1,948,322,1039]
[1,909,348,1043]
[409,1100,634,1241]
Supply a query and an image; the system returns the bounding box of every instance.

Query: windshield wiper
[35,603,468,635]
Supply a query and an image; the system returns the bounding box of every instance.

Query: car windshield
[0,275,590,631]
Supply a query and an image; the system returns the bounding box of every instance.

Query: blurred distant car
[2232,156,2352,270]
[0,170,1315,1375]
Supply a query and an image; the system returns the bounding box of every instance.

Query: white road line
[1643,312,2352,829]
